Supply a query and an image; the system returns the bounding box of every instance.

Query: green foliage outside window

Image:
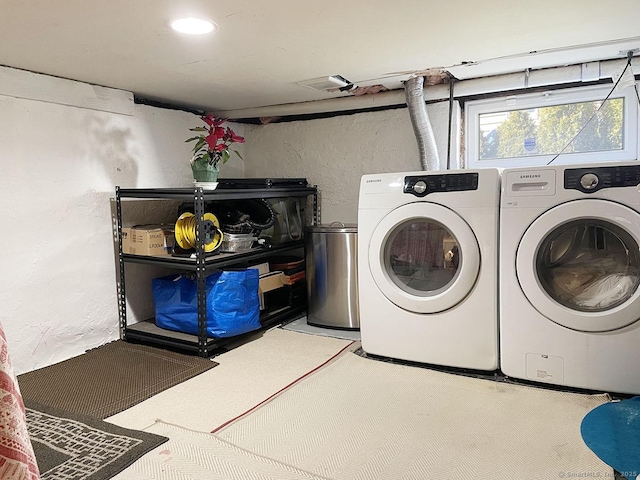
[479,98,623,160]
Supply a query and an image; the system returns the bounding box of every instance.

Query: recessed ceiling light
[170,17,217,35]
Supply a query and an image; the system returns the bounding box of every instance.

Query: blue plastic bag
[152,269,260,338]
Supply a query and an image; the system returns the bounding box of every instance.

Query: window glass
[478,98,623,160]
[466,84,638,167]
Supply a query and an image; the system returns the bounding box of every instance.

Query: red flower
[188,114,245,167]
[201,114,226,128]
[225,127,245,144]
[205,126,225,150]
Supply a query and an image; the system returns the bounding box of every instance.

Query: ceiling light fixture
[170,17,217,35]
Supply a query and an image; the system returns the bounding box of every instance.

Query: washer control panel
[565,165,640,193]
[404,173,478,197]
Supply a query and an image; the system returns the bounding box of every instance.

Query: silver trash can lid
[306,222,357,234]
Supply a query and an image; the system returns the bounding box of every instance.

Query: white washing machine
[358,168,500,370]
[500,161,640,394]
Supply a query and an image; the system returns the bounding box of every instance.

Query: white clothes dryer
[358,168,500,370]
[500,161,640,394]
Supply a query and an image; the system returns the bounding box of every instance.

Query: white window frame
[465,84,638,168]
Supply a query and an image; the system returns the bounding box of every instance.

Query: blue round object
[580,396,640,479]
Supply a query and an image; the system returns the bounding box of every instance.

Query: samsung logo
[366,179,382,183]
[520,174,541,179]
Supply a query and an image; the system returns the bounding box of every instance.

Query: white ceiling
[1,0,639,118]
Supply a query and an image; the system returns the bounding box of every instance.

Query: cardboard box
[121,227,132,254]
[244,263,284,310]
[248,263,279,309]
[122,224,175,256]
[259,271,285,310]
[250,262,270,276]
[260,271,285,292]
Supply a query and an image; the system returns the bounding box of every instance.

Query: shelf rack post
[312,189,320,226]
[115,186,127,339]
[194,187,208,357]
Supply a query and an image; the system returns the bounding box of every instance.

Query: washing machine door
[517,199,640,332]
[368,202,480,313]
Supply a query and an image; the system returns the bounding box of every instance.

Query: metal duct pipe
[405,76,441,171]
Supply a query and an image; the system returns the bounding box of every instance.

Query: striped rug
[112,421,330,480]
[214,352,612,480]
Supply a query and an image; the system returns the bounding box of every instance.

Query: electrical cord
[245,199,277,230]
[175,212,223,252]
[547,51,634,165]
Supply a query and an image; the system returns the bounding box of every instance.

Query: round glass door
[369,203,480,313]
[386,220,460,296]
[517,199,640,332]
[537,219,640,312]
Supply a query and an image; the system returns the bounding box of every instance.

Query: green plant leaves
[188,115,244,169]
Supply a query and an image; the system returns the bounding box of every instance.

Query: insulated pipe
[405,76,441,171]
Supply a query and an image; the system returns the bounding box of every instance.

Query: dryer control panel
[404,173,478,197]
[565,165,640,194]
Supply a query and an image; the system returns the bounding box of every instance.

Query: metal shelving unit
[115,183,318,357]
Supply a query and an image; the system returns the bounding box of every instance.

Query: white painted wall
[242,101,457,224]
[0,68,246,373]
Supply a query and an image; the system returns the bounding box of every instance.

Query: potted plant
[187,114,245,183]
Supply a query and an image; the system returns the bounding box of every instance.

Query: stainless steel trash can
[305,222,359,329]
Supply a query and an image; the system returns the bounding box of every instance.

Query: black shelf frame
[125,305,307,356]
[118,186,317,201]
[122,241,305,270]
[115,184,318,357]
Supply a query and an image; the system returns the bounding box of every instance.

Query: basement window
[465,84,638,168]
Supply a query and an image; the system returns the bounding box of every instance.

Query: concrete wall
[242,101,457,224]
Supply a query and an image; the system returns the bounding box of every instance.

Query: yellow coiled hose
[175,212,223,253]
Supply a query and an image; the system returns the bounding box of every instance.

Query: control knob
[413,180,427,194]
[580,173,599,190]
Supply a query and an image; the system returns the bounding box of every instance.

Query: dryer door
[368,202,480,313]
[517,199,640,332]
